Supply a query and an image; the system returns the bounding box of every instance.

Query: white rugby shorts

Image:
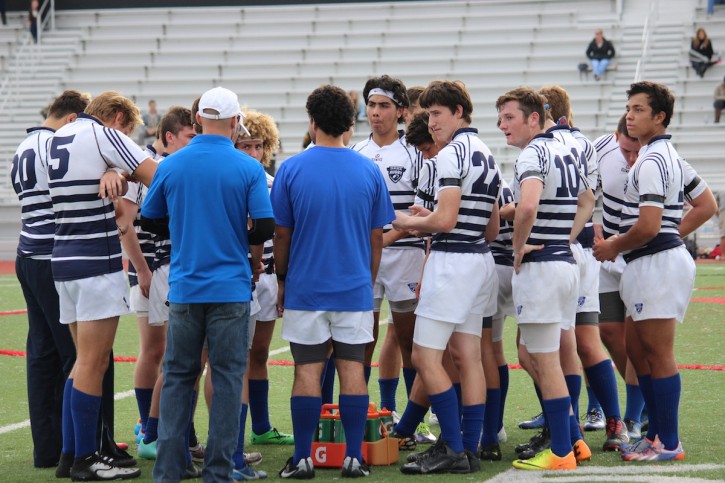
[572,244,601,314]
[130,284,149,316]
[56,271,130,324]
[255,272,278,322]
[281,310,374,346]
[599,255,626,294]
[149,264,170,326]
[373,247,424,305]
[512,261,579,328]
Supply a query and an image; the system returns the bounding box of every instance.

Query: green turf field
[1,265,724,482]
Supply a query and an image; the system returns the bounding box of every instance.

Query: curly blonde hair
[236,110,280,167]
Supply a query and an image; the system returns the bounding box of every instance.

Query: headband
[367,87,402,106]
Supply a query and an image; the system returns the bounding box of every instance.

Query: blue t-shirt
[271,146,395,311]
[142,134,273,303]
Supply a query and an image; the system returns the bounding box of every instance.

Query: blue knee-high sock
[652,374,681,450]
[585,360,620,419]
[71,388,101,460]
[534,384,549,427]
[363,366,371,385]
[339,394,368,461]
[184,390,195,464]
[291,396,322,463]
[637,375,658,441]
[402,367,416,398]
[135,388,154,432]
[452,382,463,422]
[586,385,601,412]
[395,399,428,437]
[249,379,272,435]
[624,383,645,422]
[482,389,500,446]
[564,374,582,421]
[569,414,583,444]
[143,417,159,444]
[498,365,509,432]
[233,404,249,470]
[62,378,74,455]
[321,358,336,406]
[378,378,399,412]
[429,387,463,453]
[461,404,485,453]
[543,396,572,458]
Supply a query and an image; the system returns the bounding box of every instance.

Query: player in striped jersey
[594,84,717,462]
[351,75,424,418]
[48,91,158,481]
[395,80,501,474]
[497,87,594,471]
[12,90,89,469]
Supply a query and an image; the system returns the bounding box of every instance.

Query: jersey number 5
[48,135,75,180]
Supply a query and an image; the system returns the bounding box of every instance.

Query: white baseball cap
[198,87,241,120]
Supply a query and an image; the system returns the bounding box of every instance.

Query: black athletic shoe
[70,452,140,481]
[279,457,314,479]
[99,447,137,468]
[479,443,502,461]
[400,440,471,474]
[341,456,370,478]
[406,438,445,463]
[464,449,480,472]
[516,427,551,460]
[391,426,417,451]
[56,453,74,478]
[181,462,202,480]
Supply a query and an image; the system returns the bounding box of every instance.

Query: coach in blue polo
[142,86,274,482]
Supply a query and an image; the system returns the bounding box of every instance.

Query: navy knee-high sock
[564,375,582,421]
[402,367,416,397]
[452,382,463,422]
[482,388,500,446]
[249,379,272,435]
[584,360,620,419]
[291,396,322,463]
[134,388,154,432]
[586,385,601,412]
[339,394,368,461]
[429,387,463,453]
[62,378,74,455]
[233,404,249,469]
[71,388,101,460]
[543,396,572,458]
[498,364,509,432]
[652,374,681,450]
[320,357,336,406]
[624,383,645,422]
[395,399,428,437]
[638,375,658,441]
[461,404,485,453]
[378,378,399,412]
[363,366,371,385]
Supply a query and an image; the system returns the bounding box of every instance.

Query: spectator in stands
[0,0,7,26]
[690,28,718,78]
[28,0,39,42]
[708,0,725,18]
[714,76,725,122]
[348,90,367,121]
[586,28,615,81]
[141,100,162,146]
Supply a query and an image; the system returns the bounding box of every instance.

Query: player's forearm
[570,189,595,243]
[382,228,406,248]
[273,226,292,280]
[512,205,536,253]
[679,190,718,238]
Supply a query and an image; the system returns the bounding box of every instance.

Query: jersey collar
[546,124,571,134]
[533,132,554,140]
[26,126,55,134]
[77,112,104,125]
[646,134,672,145]
[453,127,478,138]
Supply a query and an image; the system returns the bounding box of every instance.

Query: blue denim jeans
[591,58,610,77]
[153,302,250,483]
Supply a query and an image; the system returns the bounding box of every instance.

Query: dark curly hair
[405,112,433,148]
[419,80,473,124]
[306,85,355,137]
[362,75,409,123]
[626,81,674,128]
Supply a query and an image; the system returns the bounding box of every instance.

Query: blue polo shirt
[142,134,273,303]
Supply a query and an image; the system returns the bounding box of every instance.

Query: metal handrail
[634,0,658,82]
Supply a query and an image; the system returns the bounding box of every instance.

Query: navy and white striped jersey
[262,172,275,263]
[124,145,159,286]
[352,131,423,249]
[620,135,685,262]
[594,133,629,239]
[11,127,56,259]
[490,179,515,266]
[48,114,149,281]
[149,151,172,269]
[571,127,599,189]
[513,133,588,263]
[431,128,501,253]
[414,157,437,211]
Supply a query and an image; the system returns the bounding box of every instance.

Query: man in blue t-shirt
[141,86,274,482]
[272,85,395,479]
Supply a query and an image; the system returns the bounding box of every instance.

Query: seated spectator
[586,28,615,81]
[714,76,725,123]
[690,28,718,78]
[348,90,367,121]
[708,0,725,18]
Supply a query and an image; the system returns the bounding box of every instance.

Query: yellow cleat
[513,448,576,470]
[573,439,592,462]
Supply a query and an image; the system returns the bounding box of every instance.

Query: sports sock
[134,388,153,432]
[564,374,582,421]
[498,364,509,432]
[291,396,322,463]
[482,388,500,446]
[143,417,159,444]
[461,403,485,453]
[569,414,583,444]
[378,378,399,412]
[339,394,368,461]
[249,379,272,435]
[535,384,549,427]
[363,366,371,385]
[651,373,681,450]
[233,404,249,469]
[585,360,620,419]
[62,378,74,455]
[402,367,416,397]
[637,375,658,440]
[71,387,101,460]
[320,357,336,406]
[543,396,572,458]
[189,421,198,448]
[586,384,601,412]
[452,382,463,422]
[624,383,645,422]
[395,399,428,437]
[429,387,463,453]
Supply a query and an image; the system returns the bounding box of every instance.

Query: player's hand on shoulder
[99,169,129,200]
